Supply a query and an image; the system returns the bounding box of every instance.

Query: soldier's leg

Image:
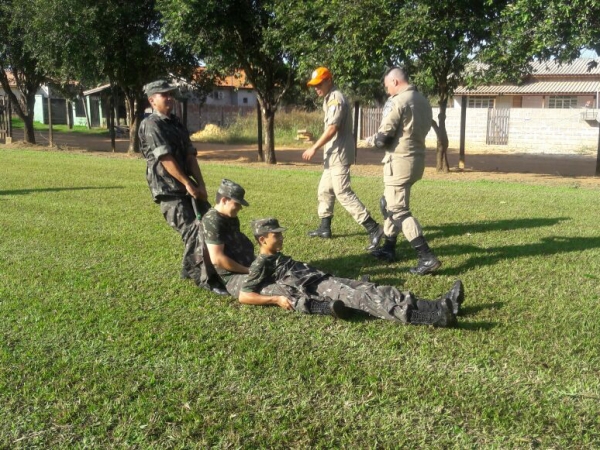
[311,276,401,321]
[383,184,441,274]
[258,282,350,318]
[160,198,213,284]
[330,164,383,250]
[308,169,335,238]
[224,274,248,298]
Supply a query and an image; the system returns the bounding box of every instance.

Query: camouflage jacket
[241,252,328,294]
[202,208,255,283]
[139,112,197,203]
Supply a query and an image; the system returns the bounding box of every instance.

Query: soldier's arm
[303,124,338,160]
[374,101,403,149]
[159,155,203,199]
[185,154,207,201]
[238,291,293,310]
[205,243,250,274]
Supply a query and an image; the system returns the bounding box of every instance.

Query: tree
[0,0,50,144]
[159,0,295,164]
[283,0,509,172]
[27,0,193,153]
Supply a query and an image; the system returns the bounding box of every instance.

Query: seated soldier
[239,217,465,327]
[202,179,256,297]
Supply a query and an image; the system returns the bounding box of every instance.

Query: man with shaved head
[366,67,441,275]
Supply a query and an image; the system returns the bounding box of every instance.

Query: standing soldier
[367,67,441,275]
[302,67,383,251]
[139,79,227,295]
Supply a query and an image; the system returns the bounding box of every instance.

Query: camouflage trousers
[160,197,217,288]
[260,275,425,323]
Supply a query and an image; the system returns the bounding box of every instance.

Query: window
[548,96,577,109]
[75,99,86,118]
[212,91,225,100]
[242,97,248,104]
[468,96,495,108]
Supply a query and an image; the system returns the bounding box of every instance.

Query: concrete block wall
[426,107,599,154]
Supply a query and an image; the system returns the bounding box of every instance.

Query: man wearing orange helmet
[302,67,383,252]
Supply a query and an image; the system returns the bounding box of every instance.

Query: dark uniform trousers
[259,275,414,323]
[160,197,216,287]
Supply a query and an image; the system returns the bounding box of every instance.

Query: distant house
[0,70,20,99]
[454,58,600,110]
[204,71,257,107]
[424,58,600,153]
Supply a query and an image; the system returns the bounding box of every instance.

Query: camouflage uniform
[241,252,446,323]
[139,108,216,287]
[316,87,370,224]
[202,208,255,295]
[376,85,432,241]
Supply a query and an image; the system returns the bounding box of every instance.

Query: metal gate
[0,96,12,142]
[486,108,510,145]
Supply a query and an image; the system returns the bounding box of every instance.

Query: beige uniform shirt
[378,85,432,156]
[322,87,355,167]
[378,85,432,185]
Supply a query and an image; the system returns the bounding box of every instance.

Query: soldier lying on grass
[237,217,465,327]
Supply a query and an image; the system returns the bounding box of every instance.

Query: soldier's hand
[185,182,203,199]
[275,296,293,310]
[302,147,317,161]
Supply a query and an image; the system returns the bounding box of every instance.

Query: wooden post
[459,95,467,169]
[47,89,53,147]
[256,101,263,161]
[7,95,13,143]
[353,100,359,162]
[595,118,600,177]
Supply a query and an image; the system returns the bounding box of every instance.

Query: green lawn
[11,117,110,135]
[1,149,599,447]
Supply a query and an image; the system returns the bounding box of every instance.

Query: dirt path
[5,129,600,187]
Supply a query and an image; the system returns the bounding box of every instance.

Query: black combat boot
[436,280,464,315]
[308,297,351,319]
[370,236,397,262]
[307,217,332,239]
[362,216,384,251]
[409,298,456,328]
[409,236,441,275]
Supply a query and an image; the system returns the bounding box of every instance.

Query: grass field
[1,149,599,448]
[11,118,110,135]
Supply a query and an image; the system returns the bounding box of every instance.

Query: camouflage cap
[251,218,286,236]
[217,179,249,206]
[143,79,177,97]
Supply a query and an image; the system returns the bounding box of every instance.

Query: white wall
[425,106,599,154]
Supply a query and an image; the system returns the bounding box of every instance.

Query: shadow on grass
[436,235,600,275]
[0,186,124,196]
[425,217,570,239]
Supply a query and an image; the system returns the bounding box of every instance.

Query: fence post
[459,96,467,169]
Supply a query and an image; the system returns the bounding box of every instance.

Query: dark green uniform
[139,111,215,287]
[241,252,446,323]
[202,208,255,295]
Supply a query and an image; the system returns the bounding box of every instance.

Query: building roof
[82,84,111,96]
[456,58,600,95]
[3,70,17,87]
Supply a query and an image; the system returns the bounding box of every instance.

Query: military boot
[409,298,456,328]
[308,297,351,319]
[307,217,332,239]
[409,236,441,275]
[436,280,464,315]
[362,216,384,251]
[370,236,397,262]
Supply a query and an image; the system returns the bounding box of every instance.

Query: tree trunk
[5,90,36,144]
[261,104,276,164]
[256,101,264,161]
[66,100,73,129]
[109,92,116,153]
[126,94,145,154]
[596,120,600,177]
[47,95,53,147]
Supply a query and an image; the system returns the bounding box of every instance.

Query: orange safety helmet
[307,67,332,86]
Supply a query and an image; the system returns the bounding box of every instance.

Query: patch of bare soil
[4,129,599,188]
